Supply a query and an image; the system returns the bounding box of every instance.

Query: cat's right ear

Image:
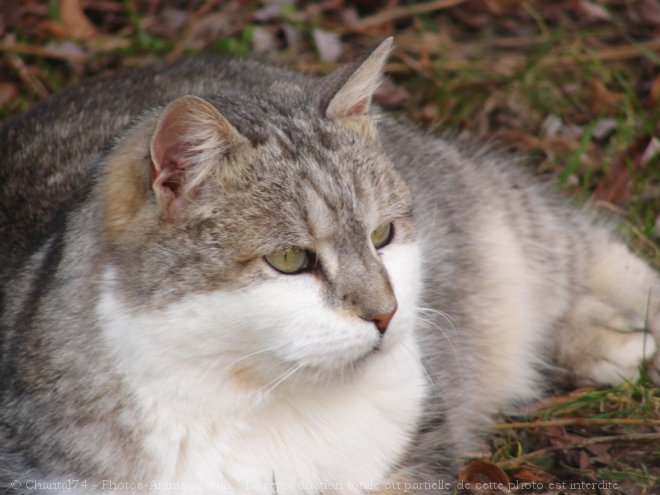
[321,37,393,120]
[149,95,247,220]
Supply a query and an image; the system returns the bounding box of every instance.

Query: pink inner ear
[153,159,183,194]
[148,95,246,220]
[346,99,369,117]
[149,110,194,219]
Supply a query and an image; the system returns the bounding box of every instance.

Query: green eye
[265,248,310,274]
[371,222,393,249]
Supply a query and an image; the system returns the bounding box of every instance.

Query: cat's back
[0,57,303,272]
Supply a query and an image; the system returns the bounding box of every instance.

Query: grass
[485,378,660,492]
[0,1,658,493]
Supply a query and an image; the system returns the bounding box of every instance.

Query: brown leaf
[459,460,510,484]
[0,82,18,108]
[59,0,97,40]
[587,80,622,115]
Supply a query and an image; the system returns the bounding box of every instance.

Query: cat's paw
[559,294,658,386]
[580,329,656,385]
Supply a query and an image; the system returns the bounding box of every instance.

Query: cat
[1,37,658,494]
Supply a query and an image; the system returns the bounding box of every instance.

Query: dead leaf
[459,460,510,484]
[59,0,97,40]
[0,82,18,108]
[587,80,622,115]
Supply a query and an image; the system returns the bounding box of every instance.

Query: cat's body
[1,40,659,494]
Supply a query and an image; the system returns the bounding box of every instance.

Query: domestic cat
[1,38,658,494]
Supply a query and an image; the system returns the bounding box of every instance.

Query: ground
[0,1,659,494]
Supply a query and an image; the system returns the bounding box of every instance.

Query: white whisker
[401,340,434,386]
[194,343,287,389]
[257,362,305,406]
[414,307,462,372]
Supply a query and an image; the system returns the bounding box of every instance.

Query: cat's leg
[556,230,660,385]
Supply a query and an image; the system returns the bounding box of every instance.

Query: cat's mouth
[325,339,384,374]
[291,340,385,383]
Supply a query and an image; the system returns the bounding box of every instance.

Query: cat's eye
[371,222,393,249]
[265,248,310,274]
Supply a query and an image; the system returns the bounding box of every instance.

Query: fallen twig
[493,417,660,430]
[498,432,660,469]
[0,41,88,63]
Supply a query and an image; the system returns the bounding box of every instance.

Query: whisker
[257,362,305,405]
[401,340,435,386]
[194,343,287,389]
[414,310,462,372]
[416,306,457,331]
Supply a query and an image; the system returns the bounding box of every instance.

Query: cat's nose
[363,303,397,334]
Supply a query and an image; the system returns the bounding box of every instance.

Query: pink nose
[363,304,397,334]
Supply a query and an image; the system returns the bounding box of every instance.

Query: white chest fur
[96,243,426,494]
[140,341,426,495]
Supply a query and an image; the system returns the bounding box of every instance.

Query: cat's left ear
[149,95,248,220]
[321,37,393,119]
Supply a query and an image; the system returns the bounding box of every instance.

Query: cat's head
[96,39,422,386]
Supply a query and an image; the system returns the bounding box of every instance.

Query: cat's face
[97,39,421,386]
